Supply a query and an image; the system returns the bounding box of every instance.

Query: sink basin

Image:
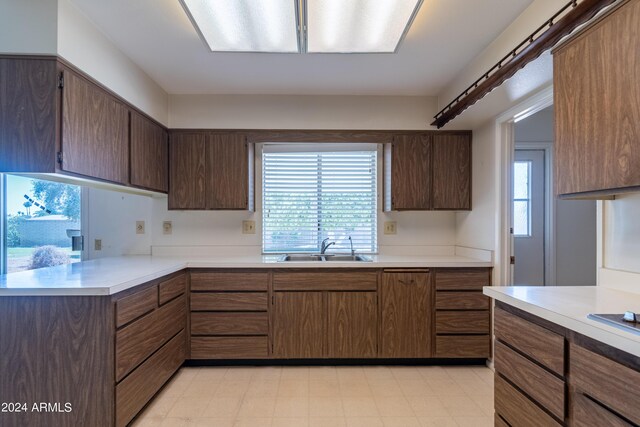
[278,254,372,262]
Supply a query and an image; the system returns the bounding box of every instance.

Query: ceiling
[70,0,534,96]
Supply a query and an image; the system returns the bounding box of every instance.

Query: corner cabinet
[0,56,169,193]
[384,131,471,211]
[168,131,254,210]
[553,0,640,198]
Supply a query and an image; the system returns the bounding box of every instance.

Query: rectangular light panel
[180,0,300,52]
[306,0,423,53]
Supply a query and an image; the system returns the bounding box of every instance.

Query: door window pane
[4,175,82,273]
[513,161,532,237]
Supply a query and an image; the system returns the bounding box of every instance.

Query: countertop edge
[484,286,640,359]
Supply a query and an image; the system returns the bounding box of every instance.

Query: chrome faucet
[320,238,335,254]
[349,236,355,256]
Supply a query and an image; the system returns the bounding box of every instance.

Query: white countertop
[484,286,640,358]
[0,254,491,296]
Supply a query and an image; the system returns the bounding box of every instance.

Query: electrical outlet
[242,220,256,234]
[136,221,145,234]
[94,239,102,251]
[162,221,173,235]
[384,221,397,235]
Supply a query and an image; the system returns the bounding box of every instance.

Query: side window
[2,174,83,274]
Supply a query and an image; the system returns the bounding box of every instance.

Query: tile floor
[133,365,494,427]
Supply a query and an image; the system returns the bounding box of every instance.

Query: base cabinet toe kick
[0,266,490,426]
[492,301,640,427]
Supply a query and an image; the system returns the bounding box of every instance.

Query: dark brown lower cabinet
[380,270,432,358]
[493,301,640,427]
[327,292,378,358]
[273,291,324,358]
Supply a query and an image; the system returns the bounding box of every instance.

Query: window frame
[513,160,532,238]
[260,143,379,254]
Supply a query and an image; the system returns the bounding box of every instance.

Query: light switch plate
[384,221,397,235]
[94,239,102,251]
[242,220,256,234]
[162,221,173,235]
[136,221,145,234]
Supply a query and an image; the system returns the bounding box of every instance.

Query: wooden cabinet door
[169,132,206,209]
[206,133,251,209]
[273,292,323,358]
[380,271,432,357]
[61,68,129,184]
[554,0,640,197]
[432,134,471,210]
[391,134,432,210]
[130,111,168,193]
[327,292,377,358]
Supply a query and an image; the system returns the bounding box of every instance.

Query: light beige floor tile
[468,395,493,417]
[132,416,164,426]
[418,367,451,381]
[245,380,280,397]
[339,381,372,398]
[159,417,191,427]
[233,417,273,427]
[224,367,258,381]
[253,367,283,381]
[197,368,229,382]
[214,380,250,397]
[407,396,449,418]
[310,379,340,397]
[142,395,178,418]
[382,416,421,427]
[374,396,414,417]
[390,367,424,381]
[363,367,395,381]
[453,416,493,427]
[309,417,347,427]
[272,417,310,427]
[166,397,210,418]
[237,397,277,418]
[274,397,309,417]
[470,368,494,385]
[369,380,404,397]
[309,367,338,380]
[342,397,379,417]
[280,367,310,381]
[438,396,485,418]
[345,417,384,427]
[456,380,492,397]
[417,417,458,427]
[175,367,200,381]
[188,418,235,427]
[278,380,309,397]
[182,379,221,398]
[162,376,196,397]
[425,379,466,396]
[309,397,345,417]
[202,397,243,418]
[337,367,367,382]
[398,379,435,397]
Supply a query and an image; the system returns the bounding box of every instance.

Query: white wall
[515,107,597,286]
[57,0,169,124]
[169,95,438,130]
[0,0,58,54]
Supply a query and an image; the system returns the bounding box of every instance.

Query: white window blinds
[262,147,377,254]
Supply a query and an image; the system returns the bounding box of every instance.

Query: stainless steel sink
[278,254,372,262]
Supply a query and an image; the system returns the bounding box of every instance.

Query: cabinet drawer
[494,307,565,375]
[435,269,489,290]
[571,391,633,427]
[115,330,185,427]
[494,414,509,427]
[116,295,185,381]
[191,292,268,311]
[495,375,561,427]
[435,311,489,334]
[116,285,158,327]
[191,336,269,359]
[191,272,268,291]
[159,274,186,305]
[191,312,268,335]
[273,271,377,291]
[494,341,565,419]
[435,335,490,358]
[570,343,640,425]
[435,292,489,310]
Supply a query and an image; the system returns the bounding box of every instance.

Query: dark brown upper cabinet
[60,65,129,185]
[0,56,169,192]
[553,0,640,199]
[384,131,471,211]
[169,131,254,211]
[432,133,471,210]
[130,111,169,193]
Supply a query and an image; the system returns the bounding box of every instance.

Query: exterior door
[514,150,545,286]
